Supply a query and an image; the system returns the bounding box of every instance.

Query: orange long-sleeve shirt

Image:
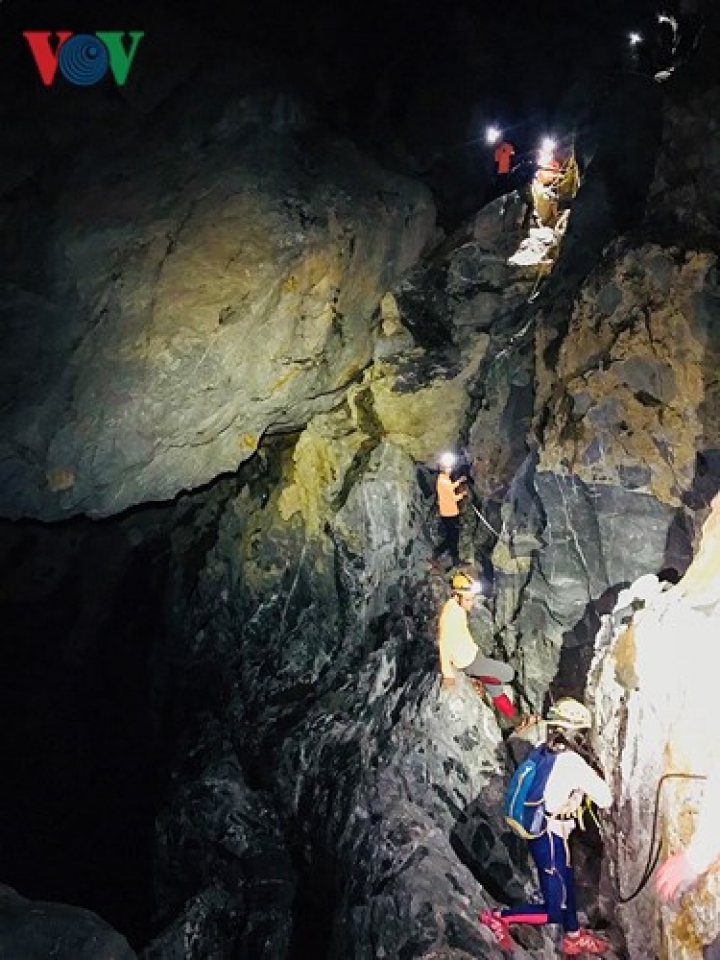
[437,472,464,517]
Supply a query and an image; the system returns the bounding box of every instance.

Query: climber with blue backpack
[480,698,613,955]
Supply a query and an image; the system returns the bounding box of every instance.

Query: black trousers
[436,515,460,564]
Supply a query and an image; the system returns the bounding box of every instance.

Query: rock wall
[484,4,720,712]
[0,118,434,521]
[589,501,720,959]
[142,404,543,957]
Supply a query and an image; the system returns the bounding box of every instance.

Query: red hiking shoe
[480,910,516,952]
[562,928,610,955]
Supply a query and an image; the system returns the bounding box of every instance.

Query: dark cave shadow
[0,516,172,948]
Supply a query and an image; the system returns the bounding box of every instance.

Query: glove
[656,851,700,901]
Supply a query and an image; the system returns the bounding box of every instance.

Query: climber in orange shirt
[433,452,466,568]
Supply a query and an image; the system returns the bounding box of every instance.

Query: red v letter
[23,32,72,86]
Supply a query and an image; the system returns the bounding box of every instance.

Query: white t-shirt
[544,749,612,837]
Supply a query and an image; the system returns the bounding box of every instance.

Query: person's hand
[441,677,456,691]
[656,852,700,901]
[553,788,583,818]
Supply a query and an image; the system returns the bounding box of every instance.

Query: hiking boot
[513,713,540,735]
[562,928,610,955]
[480,910,516,953]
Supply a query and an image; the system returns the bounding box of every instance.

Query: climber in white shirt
[481,699,612,955]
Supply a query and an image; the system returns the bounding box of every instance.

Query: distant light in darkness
[485,125,501,145]
[628,31,643,46]
[538,136,557,166]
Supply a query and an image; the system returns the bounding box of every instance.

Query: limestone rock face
[497,475,679,708]
[499,236,719,707]
[0,884,136,960]
[367,340,489,465]
[394,194,537,349]
[0,128,434,521]
[589,502,720,959]
[536,246,718,507]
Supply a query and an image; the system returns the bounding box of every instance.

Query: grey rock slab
[0,884,136,960]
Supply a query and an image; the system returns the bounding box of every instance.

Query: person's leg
[464,651,516,716]
[556,835,609,955]
[470,654,514,691]
[532,832,569,924]
[434,516,451,559]
[499,834,553,926]
[559,840,579,933]
[447,515,460,565]
[535,833,578,930]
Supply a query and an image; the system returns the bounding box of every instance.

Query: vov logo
[23,32,145,87]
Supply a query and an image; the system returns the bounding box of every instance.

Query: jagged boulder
[0,122,434,521]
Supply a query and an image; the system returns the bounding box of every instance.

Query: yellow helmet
[451,573,479,594]
[546,697,591,731]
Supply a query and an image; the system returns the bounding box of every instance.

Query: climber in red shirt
[494,140,515,177]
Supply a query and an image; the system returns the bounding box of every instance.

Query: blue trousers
[500,829,579,933]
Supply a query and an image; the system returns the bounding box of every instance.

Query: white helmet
[439,452,456,470]
[545,697,592,731]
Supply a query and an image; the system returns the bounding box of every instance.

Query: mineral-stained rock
[536,246,718,506]
[0,128,434,521]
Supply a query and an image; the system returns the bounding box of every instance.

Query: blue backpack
[504,744,556,839]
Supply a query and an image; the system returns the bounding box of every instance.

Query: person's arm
[568,751,612,809]
[685,772,720,874]
[438,610,456,684]
[438,637,455,683]
[657,771,720,900]
[451,478,466,499]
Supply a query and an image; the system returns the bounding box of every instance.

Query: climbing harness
[613,772,707,904]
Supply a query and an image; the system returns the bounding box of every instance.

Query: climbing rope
[613,772,707,904]
[469,500,501,539]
